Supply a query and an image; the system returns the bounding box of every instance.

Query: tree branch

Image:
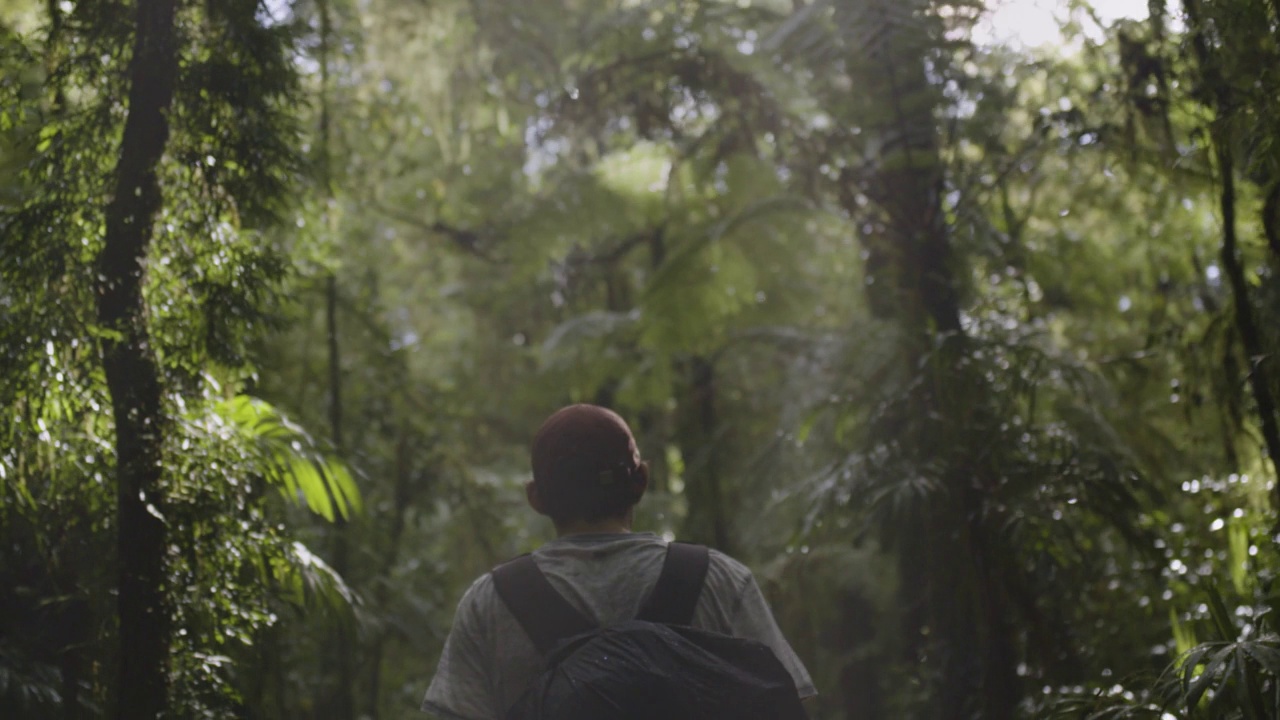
[567,226,664,268]
[371,202,502,262]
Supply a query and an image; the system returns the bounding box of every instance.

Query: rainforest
[3,0,1280,718]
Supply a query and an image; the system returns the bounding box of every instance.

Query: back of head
[531,404,646,526]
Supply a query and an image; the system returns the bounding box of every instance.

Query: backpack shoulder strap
[638,542,710,625]
[491,554,595,656]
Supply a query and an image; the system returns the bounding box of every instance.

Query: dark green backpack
[491,542,808,720]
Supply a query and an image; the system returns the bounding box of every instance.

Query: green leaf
[215,395,362,521]
[1227,519,1249,595]
[1183,643,1231,711]
[1204,584,1237,641]
[1172,609,1198,657]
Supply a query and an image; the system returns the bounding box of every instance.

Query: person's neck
[554,516,632,537]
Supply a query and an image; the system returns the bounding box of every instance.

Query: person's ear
[630,461,649,503]
[526,479,547,516]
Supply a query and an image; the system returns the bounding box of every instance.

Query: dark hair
[531,405,647,525]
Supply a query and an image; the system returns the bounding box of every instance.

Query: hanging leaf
[215,395,362,522]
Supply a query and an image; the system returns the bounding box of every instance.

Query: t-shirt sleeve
[728,573,818,699]
[422,577,501,719]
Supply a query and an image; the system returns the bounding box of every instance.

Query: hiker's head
[527,404,648,531]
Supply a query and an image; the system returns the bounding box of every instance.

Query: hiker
[422,403,816,719]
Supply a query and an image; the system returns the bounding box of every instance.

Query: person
[422,403,816,719]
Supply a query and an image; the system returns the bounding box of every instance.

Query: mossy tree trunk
[1185,0,1280,517]
[676,356,732,553]
[835,1,1018,716]
[94,0,180,716]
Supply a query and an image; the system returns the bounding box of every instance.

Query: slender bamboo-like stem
[317,1,355,716]
[367,432,419,719]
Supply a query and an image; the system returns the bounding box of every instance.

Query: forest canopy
[3,0,1280,718]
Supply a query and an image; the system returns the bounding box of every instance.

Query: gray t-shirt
[422,533,815,719]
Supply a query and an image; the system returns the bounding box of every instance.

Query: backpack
[490,542,809,720]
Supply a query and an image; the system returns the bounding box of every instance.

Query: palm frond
[214,395,362,522]
[272,540,359,618]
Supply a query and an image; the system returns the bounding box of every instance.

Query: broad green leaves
[216,395,361,522]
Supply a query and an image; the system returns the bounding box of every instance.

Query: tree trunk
[1264,183,1280,263]
[838,594,882,720]
[1185,0,1280,514]
[834,0,1016,716]
[317,3,356,714]
[54,594,89,720]
[1217,145,1280,510]
[366,431,418,719]
[93,1,180,717]
[675,356,732,552]
[323,273,355,720]
[973,522,1020,720]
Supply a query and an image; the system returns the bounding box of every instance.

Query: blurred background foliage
[4,0,1280,718]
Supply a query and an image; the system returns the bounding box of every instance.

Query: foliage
[0,0,357,716]
[6,0,1280,718]
[1042,579,1280,719]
